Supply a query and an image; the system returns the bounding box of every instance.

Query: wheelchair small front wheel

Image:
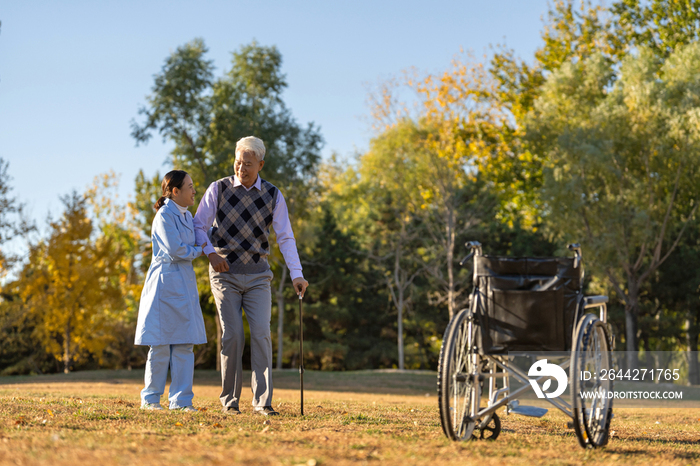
[477,412,501,440]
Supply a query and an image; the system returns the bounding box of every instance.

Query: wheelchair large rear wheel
[438,308,480,440]
[571,314,613,448]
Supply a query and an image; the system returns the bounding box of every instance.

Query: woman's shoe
[141,403,164,410]
[176,406,198,412]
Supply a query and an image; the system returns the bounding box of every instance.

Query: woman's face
[172,175,196,207]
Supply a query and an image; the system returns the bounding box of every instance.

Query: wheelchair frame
[437,242,614,448]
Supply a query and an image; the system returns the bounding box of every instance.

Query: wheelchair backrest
[474,255,581,354]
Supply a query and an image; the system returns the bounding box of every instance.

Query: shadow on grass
[609,438,700,447]
[607,444,700,461]
[0,369,438,396]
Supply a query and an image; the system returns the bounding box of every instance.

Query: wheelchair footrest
[507,401,548,418]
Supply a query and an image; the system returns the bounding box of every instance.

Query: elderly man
[194,136,308,416]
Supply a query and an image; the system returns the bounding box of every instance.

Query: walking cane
[298,293,305,416]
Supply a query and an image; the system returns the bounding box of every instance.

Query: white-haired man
[194,136,308,416]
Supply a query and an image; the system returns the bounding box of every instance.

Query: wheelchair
[437,242,613,448]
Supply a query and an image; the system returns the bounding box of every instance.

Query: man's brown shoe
[253,406,279,416]
[222,406,241,415]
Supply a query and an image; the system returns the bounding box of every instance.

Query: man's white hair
[235,136,266,161]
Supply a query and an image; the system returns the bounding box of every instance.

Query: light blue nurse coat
[134,199,207,346]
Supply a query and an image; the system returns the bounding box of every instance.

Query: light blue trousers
[141,344,195,409]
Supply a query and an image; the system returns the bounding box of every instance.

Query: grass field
[0,369,698,465]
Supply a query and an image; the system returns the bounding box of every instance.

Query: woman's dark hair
[154,170,189,211]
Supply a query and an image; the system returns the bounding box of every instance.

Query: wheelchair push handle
[567,243,582,269]
[459,241,482,266]
[459,252,474,266]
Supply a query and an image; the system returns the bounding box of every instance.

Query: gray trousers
[210,268,274,408]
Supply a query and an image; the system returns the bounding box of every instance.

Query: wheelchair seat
[475,255,581,354]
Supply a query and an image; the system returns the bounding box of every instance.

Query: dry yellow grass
[0,370,698,465]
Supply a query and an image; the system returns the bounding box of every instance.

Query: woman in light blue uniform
[135,170,207,411]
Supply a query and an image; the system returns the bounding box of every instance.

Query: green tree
[642,228,700,383]
[488,1,700,223]
[0,282,57,375]
[131,38,214,180]
[0,158,32,276]
[132,169,163,276]
[487,1,609,224]
[131,39,322,189]
[526,45,700,366]
[283,206,395,370]
[609,0,700,59]
[0,159,46,374]
[84,172,146,369]
[353,124,427,371]
[485,0,700,362]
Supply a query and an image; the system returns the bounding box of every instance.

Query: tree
[526,45,700,367]
[360,123,427,370]
[362,51,508,366]
[641,228,700,383]
[205,42,322,188]
[368,55,501,319]
[131,39,322,189]
[131,38,214,180]
[485,1,700,364]
[310,156,419,369]
[0,159,45,374]
[0,158,33,277]
[17,192,122,373]
[0,281,56,375]
[609,0,700,59]
[485,1,610,226]
[85,172,146,369]
[132,170,163,276]
[324,136,422,371]
[281,206,395,370]
[487,1,700,220]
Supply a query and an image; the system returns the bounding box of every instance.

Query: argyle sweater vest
[210,176,278,274]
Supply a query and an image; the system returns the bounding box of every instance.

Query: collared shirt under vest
[209,175,278,274]
[194,175,304,279]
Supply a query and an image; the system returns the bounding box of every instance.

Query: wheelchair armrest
[583,295,608,309]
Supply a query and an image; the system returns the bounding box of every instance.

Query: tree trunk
[397,295,404,371]
[63,322,71,374]
[687,312,699,386]
[446,206,456,319]
[395,245,405,371]
[624,278,640,371]
[641,331,652,371]
[624,305,638,371]
[276,266,288,370]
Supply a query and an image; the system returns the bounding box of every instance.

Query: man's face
[234,150,264,188]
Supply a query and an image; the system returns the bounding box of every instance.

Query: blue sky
[0,0,549,231]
